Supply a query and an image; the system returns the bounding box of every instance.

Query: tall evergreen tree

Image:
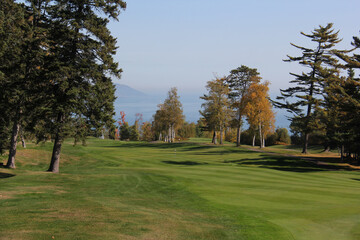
[43,0,126,172]
[274,23,341,154]
[225,65,260,147]
[333,36,360,162]
[0,0,48,167]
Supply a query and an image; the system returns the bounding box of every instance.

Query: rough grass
[0,138,360,240]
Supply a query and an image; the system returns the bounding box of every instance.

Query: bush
[120,122,130,140]
[225,128,237,143]
[129,125,140,141]
[141,122,154,141]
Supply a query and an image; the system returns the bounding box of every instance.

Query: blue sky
[109,0,360,96]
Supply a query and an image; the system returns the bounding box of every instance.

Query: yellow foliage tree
[244,81,275,148]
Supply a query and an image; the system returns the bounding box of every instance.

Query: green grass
[265,144,339,154]
[1,138,360,239]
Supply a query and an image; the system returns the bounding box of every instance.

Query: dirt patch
[0,193,12,200]
[0,229,46,240]
[15,148,77,167]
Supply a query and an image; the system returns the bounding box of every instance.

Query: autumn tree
[178,122,196,139]
[116,111,126,140]
[245,81,275,148]
[226,66,260,146]
[140,122,154,141]
[274,23,341,154]
[200,78,232,145]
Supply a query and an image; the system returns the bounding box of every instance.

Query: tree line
[131,73,283,148]
[115,88,187,143]
[147,23,360,164]
[199,68,276,147]
[0,0,126,172]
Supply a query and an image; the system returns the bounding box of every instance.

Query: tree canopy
[200,77,232,145]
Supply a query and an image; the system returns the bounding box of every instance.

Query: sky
[108,0,360,97]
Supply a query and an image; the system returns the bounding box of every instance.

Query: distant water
[114,95,290,128]
[114,94,203,124]
[113,85,290,128]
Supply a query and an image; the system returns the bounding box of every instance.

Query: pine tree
[43,0,126,172]
[0,0,48,167]
[274,23,341,154]
[120,122,130,140]
[333,37,360,162]
[225,65,260,146]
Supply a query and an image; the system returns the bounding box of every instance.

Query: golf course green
[1,138,359,240]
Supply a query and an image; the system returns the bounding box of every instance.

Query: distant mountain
[114,83,147,98]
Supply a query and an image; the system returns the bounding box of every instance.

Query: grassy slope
[0,138,360,240]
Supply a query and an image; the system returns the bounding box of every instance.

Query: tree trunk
[302,133,309,154]
[252,134,256,147]
[262,134,265,148]
[48,112,64,173]
[172,125,175,142]
[220,126,223,145]
[48,132,62,173]
[259,123,263,148]
[213,131,217,145]
[340,145,344,162]
[6,119,20,169]
[20,127,26,148]
[236,126,241,147]
[168,125,172,143]
[323,145,330,153]
[159,132,162,141]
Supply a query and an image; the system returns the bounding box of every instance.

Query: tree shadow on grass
[193,148,256,155]
[162,160,208,166]
[0,172,16,179]
[102,142,223,154]
[102,142,196,149]
[180,145,217,151]
[225,154,356,173]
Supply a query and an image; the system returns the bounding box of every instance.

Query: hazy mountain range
[113,84,290,129]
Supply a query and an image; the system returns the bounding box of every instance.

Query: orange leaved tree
[244,81,275,148]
